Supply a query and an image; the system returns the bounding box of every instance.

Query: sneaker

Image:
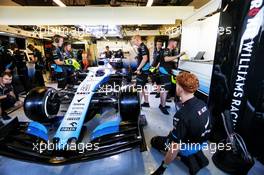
[159,104,170,109]
[155,93,160,98]
[159,106,169,115]
[141,102,150,107]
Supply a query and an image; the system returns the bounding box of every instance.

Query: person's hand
[14,101,23,107]
[149,67,156,73]
[5,69,11,73]
[151,161,168,175]
[180,52,186,57]
[6,94,11,99]
[134,69,141,75]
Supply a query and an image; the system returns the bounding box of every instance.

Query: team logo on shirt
[197,106,207,116]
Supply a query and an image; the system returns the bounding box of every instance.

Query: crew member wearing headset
[51,35,70,88]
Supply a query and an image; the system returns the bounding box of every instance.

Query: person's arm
[151,141,180,175]
[54,59,65,65]
[164,141,180,164]
[9,91,16,99]
[6,53,15,71]
[152,115,187,175]
[0,95,7,100]
[31,55,38,63]
[155,62,160,69]
[164,52,185,62]
[137,55,148,71]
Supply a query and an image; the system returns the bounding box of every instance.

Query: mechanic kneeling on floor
[151,72,211,175]
[0,72,23,120]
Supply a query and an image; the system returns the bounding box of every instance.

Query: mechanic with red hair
[151,72,211,175]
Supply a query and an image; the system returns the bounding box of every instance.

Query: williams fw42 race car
[0,59,147,165]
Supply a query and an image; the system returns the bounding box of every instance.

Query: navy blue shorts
[136,73,148,88]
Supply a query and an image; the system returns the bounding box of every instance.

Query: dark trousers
[57,66,75,89]
[1,95,16,113]
[34,69,45,86]
[17,67,31,92]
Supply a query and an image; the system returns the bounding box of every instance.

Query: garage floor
[0,83,263,175]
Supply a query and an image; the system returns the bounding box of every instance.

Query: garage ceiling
[0,0,210,8]
[0,6,195,25]
[11,0,193,6]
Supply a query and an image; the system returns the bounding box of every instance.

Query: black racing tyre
[119,86,140,122]
[24,87,60,122]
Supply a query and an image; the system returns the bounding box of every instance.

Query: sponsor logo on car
[60,127,77,131]
[80,84,91,92]
[76,92,90,95]
[67,117,80,121]
[71,107,84,110]
[69,111,82,116]
[69,122,77,127]
[77,97,85,103]
[73,103,85,106]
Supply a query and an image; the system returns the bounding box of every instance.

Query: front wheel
[24,87,60,122]
[119,86,140,122]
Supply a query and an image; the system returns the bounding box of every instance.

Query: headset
[54,35,63,43]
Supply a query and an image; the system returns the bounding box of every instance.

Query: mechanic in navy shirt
[10,43,32,92]
[132,35,150,107]
[27,44,45,86]
[0,40,13,77]
[159,39,185,115]
[0,72,23,118]
[51,35,74,88]
[104,46,113,59]
[63,42,74,59]
[150,40,163,98]
[51,35,64,65]
[151,72,211,175]
[114,49,124,58]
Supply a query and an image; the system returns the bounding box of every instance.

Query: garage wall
[26,38,45,54]
[97,37,156,64]
[97,39,136,58]
[181,13,220,60]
